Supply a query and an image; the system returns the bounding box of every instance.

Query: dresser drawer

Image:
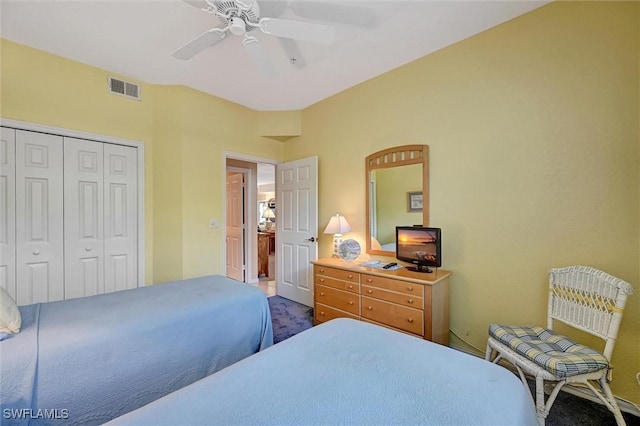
[361,296,424,335]
[315,285,359,315]
[362,285,423,309]
[315,302,359,323]
[361,274,424,298]
[315,266,360,284]
[314,275,360,294]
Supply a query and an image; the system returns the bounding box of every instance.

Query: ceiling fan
[173,0,337,78]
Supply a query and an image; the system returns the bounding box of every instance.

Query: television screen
[396,226,441,273]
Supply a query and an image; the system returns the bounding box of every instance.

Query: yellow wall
[0,39,284,285]
[152,86,184,283]
[287,1,640,402]
[177,88,283,279]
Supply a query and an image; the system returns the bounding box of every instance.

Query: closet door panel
[16,130,64,305]
[104,144,138,293]
[0,128,16,299]
[64,137,105,299]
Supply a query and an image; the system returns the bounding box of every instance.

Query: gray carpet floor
[267,295,639,426]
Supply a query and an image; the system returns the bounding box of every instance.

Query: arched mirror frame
[365,144,429,257]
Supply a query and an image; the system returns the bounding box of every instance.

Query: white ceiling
[1,0,548,111]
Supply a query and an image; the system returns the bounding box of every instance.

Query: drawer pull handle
[320,278,325,282]
[320,311,325,316]
[407,318,414,323]
[348,274,353,279]
[320,269,325,273]
[33,250,40,256]
[320,292,325,296]
[367,306,373,310]
[348,285,353,289]
[407,286,414,291]
[367,278,372,283]
[349,301,354,305]
[367,290,373,294]
[408,299,414,304]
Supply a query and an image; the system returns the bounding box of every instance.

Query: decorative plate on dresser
[337,239,361,261]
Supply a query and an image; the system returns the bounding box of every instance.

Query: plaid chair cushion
[489,324,609,378]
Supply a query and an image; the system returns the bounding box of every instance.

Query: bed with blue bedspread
[109,318,537,425]
[0,275,273,425]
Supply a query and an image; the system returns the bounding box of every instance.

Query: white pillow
[0,286,21,334]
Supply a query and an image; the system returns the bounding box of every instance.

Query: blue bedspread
[0,275,273,425]
[110,318,537,425]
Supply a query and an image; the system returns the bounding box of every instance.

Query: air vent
[108,76,141,101]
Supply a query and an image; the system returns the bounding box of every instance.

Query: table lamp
[323,213,351,257]
[262,208,275,230]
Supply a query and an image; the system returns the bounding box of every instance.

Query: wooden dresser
[311,258,451,345]
[257,233,270,277]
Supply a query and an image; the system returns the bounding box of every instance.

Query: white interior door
[276,156,318,307]
[15,130,64,305]
[64,137,105,299]
[0,128,16,299]
[104,143,138,293]
[226,172,244,281]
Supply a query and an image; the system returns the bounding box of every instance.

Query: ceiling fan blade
[172,28,226,60]
[291,2,378,27]
[243,37,278,79]
[182,0,209,9]
[258,0,288,18]
[278,38,306,69]
[260,18,335,45]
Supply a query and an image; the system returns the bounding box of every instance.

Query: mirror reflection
[365,145,429,256]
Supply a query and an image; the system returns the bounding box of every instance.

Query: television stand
[406,265,433,273]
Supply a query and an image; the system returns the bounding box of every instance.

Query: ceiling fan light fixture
[229,17,246,36]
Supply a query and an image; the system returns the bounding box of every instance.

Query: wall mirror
[365,145,429,256]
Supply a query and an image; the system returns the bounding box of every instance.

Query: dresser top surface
[311,258,451,285]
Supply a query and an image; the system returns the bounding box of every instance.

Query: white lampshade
[323,214,351,235]
[262,208,275,219]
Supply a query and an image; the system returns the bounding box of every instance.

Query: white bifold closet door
[1,128,18,301]
[64,138,138,299]
[15,129,65,305]
[0,127,138,305]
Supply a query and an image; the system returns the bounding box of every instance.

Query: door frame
[1,118,146,286]
[222,151,277,284]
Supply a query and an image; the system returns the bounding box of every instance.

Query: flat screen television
[396,226,441,273]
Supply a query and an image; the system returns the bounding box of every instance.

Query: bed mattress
[1,275,273,425]
[109,318,537,425]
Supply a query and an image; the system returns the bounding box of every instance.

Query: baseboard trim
[449,344,640,417]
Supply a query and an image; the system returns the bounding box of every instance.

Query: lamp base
[332,234,343,258]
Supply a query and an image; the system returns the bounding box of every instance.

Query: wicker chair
[485,266,634,426]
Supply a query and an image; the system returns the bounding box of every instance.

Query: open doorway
[257,163,276,297]
[224,155,276,297]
